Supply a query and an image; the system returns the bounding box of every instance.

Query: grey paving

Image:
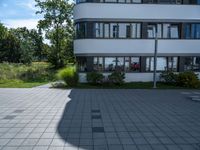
[0,89,200,150]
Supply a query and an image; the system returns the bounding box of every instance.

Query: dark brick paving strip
[0,88,200,150]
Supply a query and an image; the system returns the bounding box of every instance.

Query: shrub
[86,72,104,85]
[108,71,125,85]
[160,71,178,84]
[57,66,78,87]
[176,71,199,88]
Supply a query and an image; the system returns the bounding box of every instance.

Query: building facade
[73,0,200,82]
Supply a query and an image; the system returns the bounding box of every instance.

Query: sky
[0,0,42,29]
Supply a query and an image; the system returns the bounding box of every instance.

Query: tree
[35,0,74,68]
[0,32,21,63]
[0,23,8,40]
[29,28,45,61]
[10,27,35,64]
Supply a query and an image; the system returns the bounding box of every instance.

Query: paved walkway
[0,88,200,150]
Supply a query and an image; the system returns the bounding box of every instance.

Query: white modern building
[73,0,200,82]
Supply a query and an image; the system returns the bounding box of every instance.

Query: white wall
[74,39,200,55]
[74,3,200,21]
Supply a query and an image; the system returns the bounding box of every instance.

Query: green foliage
[108,71,125,85]
[160,71,200,88]
[57,66,78,87]
[0,62,55,82]
[160,71,178,84]
[176,71,199,88]
[0,23,46,64]
[86,72,104,85]
[36,0,74,68]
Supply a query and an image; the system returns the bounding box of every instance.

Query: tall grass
[0,62,55,82]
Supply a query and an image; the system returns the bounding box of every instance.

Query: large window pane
[192,24,200,39]
[118,0,125,2]
[105,57,116,71]
[170,25,179,38]
[94,23,103,38]
[105,0,117,2]
[130,57,140,72]
[193,57,200,71]
[76,23,86,38]
[131,23,141,38]
[132,0,142,3]
[184,57,200,71]
[184,57,193,71]
[168,57,178,71]
[118,23,131,38]
[147,24,156,38]
[110,23,118,38]
[163,24,170,38]
[184,24,191,39]
[125,57,130,72]
[78,57,87,72]
[116,57,124,71]
[93,57,98,71]
[93,57,104,71]
[104,23,109,38]
[146,57,167,71]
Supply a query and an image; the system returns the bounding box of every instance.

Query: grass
[0,62,56,88]
[55,82,188,89]
[0,80,48,88]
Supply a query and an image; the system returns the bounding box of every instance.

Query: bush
[160,71,178,84]
[57,66,78,87]
[86,72,104,85]
[176,71,199,88]
[108,71,125,85]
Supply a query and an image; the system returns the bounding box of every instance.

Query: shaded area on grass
[0,79,48,88]
[54,82,188,89]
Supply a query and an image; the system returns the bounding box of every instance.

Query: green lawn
[76,82,184,89]
[55,82,188,89]
[0,80,48,88]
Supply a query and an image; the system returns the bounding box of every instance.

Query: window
[130,57,140,72]
[94,23,103,38]
[118,23,131,38]
[131,23,141,38]
[147,24,162,38]
[184,24,200,39]
[118,0,125,3]
[93,57,103,71]
[163,24,170,38]
[146,57,167,71]
[168,57,178,71]
[93,57,98,71]
[116,57,124,71]
[132,0,142,3]
[76,23,86,38]
[170,25,179,38]
[78,57,87,72]
[125,57,130,72]
[184,24,191,39]
[110,23,118,38]
[162,24,179,38]
[105,57,116,71]
[105,0,117,2]
[104,23,110,38]
[184,57,200,71]
[147,24,156,38]
[191,24,200,39]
